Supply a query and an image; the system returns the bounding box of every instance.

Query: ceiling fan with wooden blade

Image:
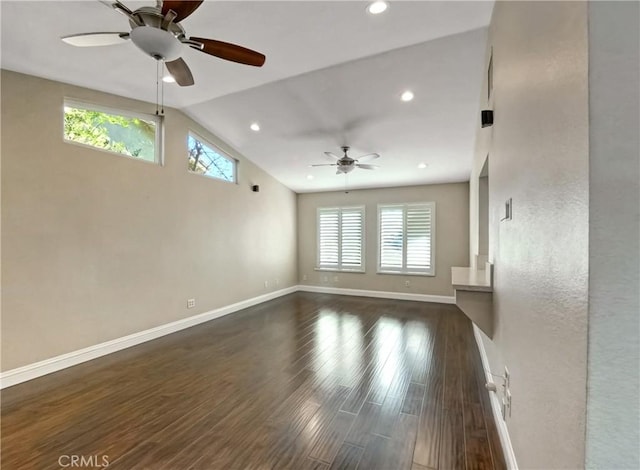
[311,146,381,174]
[61,0,266,87]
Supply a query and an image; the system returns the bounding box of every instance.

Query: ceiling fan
[311,146,380,174]
[61,0,266,87]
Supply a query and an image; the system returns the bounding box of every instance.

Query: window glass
[188,133,236,183]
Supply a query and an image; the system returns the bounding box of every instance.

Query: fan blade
[162,1,204,22]
[356,153,380,163]
[190,37,266,67]
[324,152,340,160]
[310,164,337,167]
[165,58,194,86]
[61,32,129,47]
[356,164,379,170]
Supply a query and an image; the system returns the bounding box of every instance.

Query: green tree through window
[64,105,157,162]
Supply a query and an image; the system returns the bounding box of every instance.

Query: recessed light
[367,1,388,14]
[306,174,315,180]
[401,90,414,102]
[250,123,260,132]
[162,75,175,83]
[418,162,428,169]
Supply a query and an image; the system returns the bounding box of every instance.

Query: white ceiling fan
[61,0,266,87]
[311,146,380,174]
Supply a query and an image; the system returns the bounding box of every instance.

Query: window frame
[377,202,436,276]
[316,205,366,273]
[187,131,238,184]
[63,98,163,165]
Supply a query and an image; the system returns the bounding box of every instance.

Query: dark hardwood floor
[1,293,506,470]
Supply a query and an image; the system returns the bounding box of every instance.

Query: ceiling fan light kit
[130,26,183,61]
[61,0,266,87]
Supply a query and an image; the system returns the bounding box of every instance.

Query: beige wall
[297,183,469,296]
[586,2,640,467]
[469,1,589,468]
[1,70,297,371]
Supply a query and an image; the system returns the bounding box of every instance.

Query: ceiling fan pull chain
[155,60,160,116]
[161,62,165,115]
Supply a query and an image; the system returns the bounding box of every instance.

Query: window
[317,206,365,272]
[378,202,435,275]
[64,100,160,163]
[188,133,236,183]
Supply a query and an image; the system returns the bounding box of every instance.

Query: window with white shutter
[317,207,365,272]
[378,203,435,275]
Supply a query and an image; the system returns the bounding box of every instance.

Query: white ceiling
[1,1,493,192]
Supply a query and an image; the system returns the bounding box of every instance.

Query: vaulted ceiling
[1,1,493,192]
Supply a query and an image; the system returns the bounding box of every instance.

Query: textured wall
[469,2,590,468]
[297,183,469,296]
[1,71,298,371]
[586,2,640,467]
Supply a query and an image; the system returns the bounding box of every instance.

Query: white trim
[472,324,519,470]
[0,286,297,389]
[297,285,455,304]
[0,285,453,389]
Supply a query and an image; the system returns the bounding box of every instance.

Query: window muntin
[188,133,236,183]
[63,100,160,163]
[317,206,365,272]
[378,202,435,275]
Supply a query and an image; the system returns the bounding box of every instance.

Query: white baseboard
[472,325,519,470]
[0,285,453,389]
[297,285,456,304]
[0,286,297,389]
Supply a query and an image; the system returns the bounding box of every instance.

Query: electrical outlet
[333,276,339,283]
[187,298,195,309]
[405,280,411,287]
[264,280,269,288]
[322,275,328,283]
[501,366,511,420]
[302,274,308,281]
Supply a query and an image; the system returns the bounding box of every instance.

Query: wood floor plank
[307,410,357,463]
[401,382,426,416]
[358,433,391,470]
[413,315,446,469]
[440,316,466,470]
[1,293,504,470]
[380,412,419,470]
[329,443,363,470]
[344,400,382,447]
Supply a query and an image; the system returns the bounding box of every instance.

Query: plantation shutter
[340,208,363,269]
[378,203,435,275]
[318,209,340,268]
[379,206,404,269]
[406,205,433,272]
[317,207,364,271]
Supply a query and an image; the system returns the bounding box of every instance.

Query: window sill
[376,270,436,277]
[315,267,366,274]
